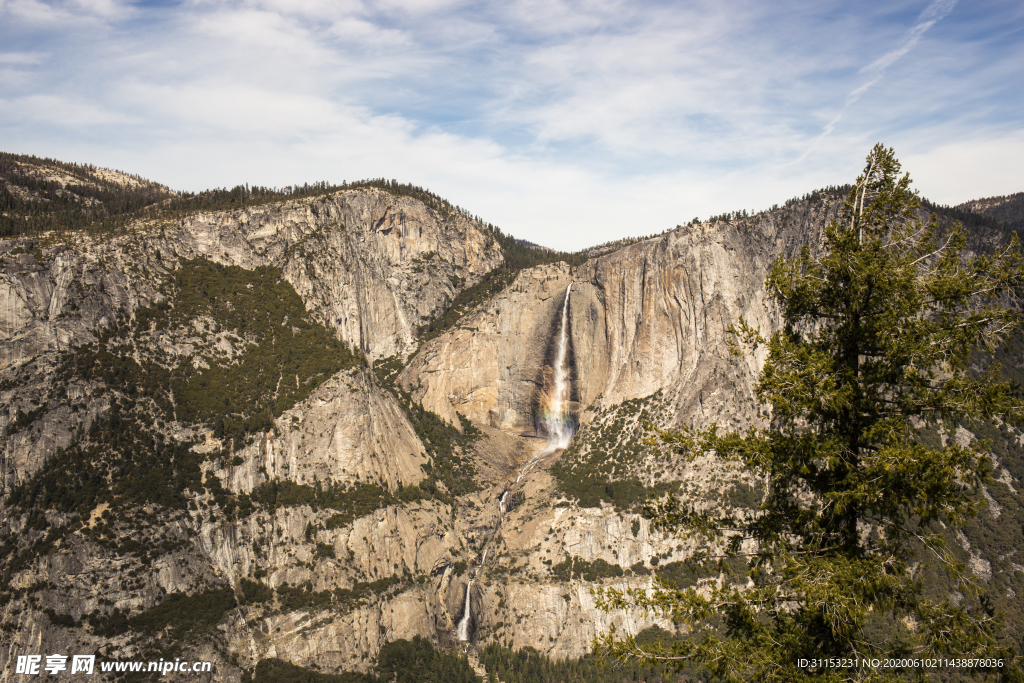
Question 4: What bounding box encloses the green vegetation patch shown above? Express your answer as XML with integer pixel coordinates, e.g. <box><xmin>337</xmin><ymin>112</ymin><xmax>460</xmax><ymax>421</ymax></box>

<box><xmin>252</xmin><ymin>658</ymin><xmax>377</xmax><ymax>683</ymax></box>
<box><xmin>416</xmin><ymin>267</ymin><xmax>516</xmax><ymax>345</ymax></box>
<box><xmin>375</xmin><ymin>636</ymin><xmax>478</xmax><ymax>683</ymax></box>
<box><xmin>0</xmin><ymin>152</ymin><xmax>174</xmax><ymax>238</ymax></box>
<box><xmin>374</xmin><ymin>358</ymin><xmax>483</xmax><ymax>500</ymax></box>
<box><xmin>55</xmin><ymin>258</ymin><xmax>364</xmax><ymax>446</ymax></box>
<box><xmin>93</xmin><ymin>587</ymin><xmax>235</xmax><ymax>641</ymax></box>
<box><xmin>248</xmin><ymin>394</ymin><xmax>474</xmax><ymax>521</ymax></box>
<box><xmin>551</xmin><ymin>556</ymin><xmax>624</xmax><ymax>582</ymax></box>
<box><xmin>3</xmin><ymin>405</ymin><xmax>47</xmax><ymax>436</ymax></box>
<box><xmin>14</xmin><ymin>259</ymin><xmax>362</xmax><ymax>519</ymax></box>
<box><xmin>404</xmin><ymin>403</ymin><xmax>482</xmax><ymax>499</ymax></box>
<box><xmin>252</xmin><ymin>480</ymin><xmax>412</xmax><ymax>528</ymax></box>
<box><xmin>159</xmin><ymin>258</ymin><xmax>365</xmax><ymax>444</ymax></box>
<box><xmin>719</xmin><ymin>480</ymin><xmax>765</xmax><ymax>509</ymax></box>
<box><xmin>274</xmin><ymin>576</ymin><xmax>404</xmax><ymax>613</ymax></box>
<box><xmin>656</xmin><ymin>557</ymin><xmax>749</xmax><ymax>589</ymax></box>
<box><xmin>478</xmin><ymin>643</ymin><xmax>665</xmax><ymax>683</ymax></box>
<box><xmin>251</xmin><ymin>636</ymin><xmax>477</xmax><ymax>683</ymax></box>
<box><xmin>551</xmin><ymin>395</ymin><xmax>678</xmax><ymax>510</ymax></box>
<box><xmin>8</xmin><ymin>402</ymin><xmax>215</xmax><ymax>516</ymax></box>
<box><xmin>239</xmin><ymin>578</ymin><xmax>273</xmax><ymax>606</ymax></box>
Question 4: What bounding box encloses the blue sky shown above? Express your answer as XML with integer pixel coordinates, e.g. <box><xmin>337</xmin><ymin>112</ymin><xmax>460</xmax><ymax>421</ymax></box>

<box><xmin>1</xmin><ymin>0</ymin><xmax>1022</xmax><ymax>250</ymax></box>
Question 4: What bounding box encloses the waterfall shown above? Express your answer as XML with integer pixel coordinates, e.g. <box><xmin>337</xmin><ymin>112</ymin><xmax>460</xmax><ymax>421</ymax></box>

<box><xmin>534</xmin><ymin>283</ymin><xmax>575</xmax><ymax>458</ymax></box>
<box><xmin>455</xmin><ymin>283</ymin><xmax>574</xmax><ymax>644</ymax></box>
<box><xmin>456</xmin><ymin>579</ymin><xmax>473</xmax><ymax>642</ymax></box>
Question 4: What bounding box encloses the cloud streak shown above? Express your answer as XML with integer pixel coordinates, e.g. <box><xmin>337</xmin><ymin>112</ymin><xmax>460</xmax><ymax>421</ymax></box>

<box><xmin>798</xmin><ymin>0</ymin><xmax>959</xmax><ymax>163</ymax></box>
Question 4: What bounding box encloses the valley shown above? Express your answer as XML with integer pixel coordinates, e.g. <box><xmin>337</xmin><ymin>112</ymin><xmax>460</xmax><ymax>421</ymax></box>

<box><xmin>2</xmin><ymin>154</ymin><xmax>1024</xmax><ymax>681</ymax></box>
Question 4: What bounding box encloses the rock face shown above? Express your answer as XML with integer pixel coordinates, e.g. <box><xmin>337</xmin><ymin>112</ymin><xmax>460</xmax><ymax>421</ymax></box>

<box><xmin>0</xmin><ymin>189</ymin><xmax>850</xmax><ymax>681</ymax></box>
<box><xmin>0</xmin><ymin>240</ymin><xmax>165</xmax><ymax>369</ymax></box>
<box><xmin>0</xmin><ymin>185</ymin><xmax>506</xmax><ymax>680</ymax></box>
<box><xmin>223</xmin><ymin>371</ymin><xmax>428</xmax><ymax>495</ymax></box>
<box><xmin>401</xmin><ymin>263</ymin><xmax>575</xmax><ymax>431</ymax></box>
<box><xmin>1</xmin><ymin>188</ymin><xmax>500</xmax><ymax>482</ymax></box>
<box><xmin>3</xmin><ymin>172</ymin><xmax>1019</xmax><ymax>683</ymax></box>
<box><xmin>1</xmin><ymin>188</ymin><xmax>502</xmax><ymax>374</ymax></box>
<box><xmin>403</xmin><ymin>198</ymin><xmax>845</xmax><ymax>433</ymax></box>
<box><xmin>956</xmin><ymin>191</ymin><xmax>1024</xmax><ymax>233</ymax></box>
<box><xmin>159</xmin><ymin>190</ymin><xmax>502</xmax><ymax>360</ymax></box>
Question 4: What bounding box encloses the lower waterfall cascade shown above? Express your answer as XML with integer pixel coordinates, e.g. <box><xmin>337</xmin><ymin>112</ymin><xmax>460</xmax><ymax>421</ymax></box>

<box><xmin>456</xmin><ymin>579</ymin><xmax>474</xmax><ymax>642</ymax></box>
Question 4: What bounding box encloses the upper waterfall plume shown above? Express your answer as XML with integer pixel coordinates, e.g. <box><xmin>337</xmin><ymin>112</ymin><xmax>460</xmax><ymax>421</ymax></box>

<box><xmin>535</xmin><ymin>283</ymin><xmax>575</xmax><ymax>456</ymax></box>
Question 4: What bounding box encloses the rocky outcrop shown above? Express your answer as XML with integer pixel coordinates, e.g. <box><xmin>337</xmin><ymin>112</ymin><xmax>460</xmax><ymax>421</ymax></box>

<box><xmin>17</xmin><ymin>180</ymin><xmax>1013</xmax><ymax>683</ymax></box>
<box><xmin>1</xmin><ymin>188</ymin><xmax>501</xmax><ymax>486</ymax></box>
<box><xmin>156</xmin><ymin>190</ymin><xmax>502</xmax><ymax>359</ymax></box>
<box><xmin>0</xmin><ymin>240</ymin><xmax>165</xmax><ymax>369</ymax></box>
<box><xmin>219</xmin><ymin>370</ymin><xmax>428</xmax><ymax>495</ymax></box>
<box><xmin>0</xmin><ymin>185</ymin><xmax>511</xmax><ymax>681</ymax></box>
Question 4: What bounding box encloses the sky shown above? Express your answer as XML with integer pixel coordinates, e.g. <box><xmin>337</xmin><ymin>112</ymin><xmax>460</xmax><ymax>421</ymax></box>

<box><xmin>1</xmin><ymin>0</ymin><xmax>1022</xmax><ymax>250</ymax></box>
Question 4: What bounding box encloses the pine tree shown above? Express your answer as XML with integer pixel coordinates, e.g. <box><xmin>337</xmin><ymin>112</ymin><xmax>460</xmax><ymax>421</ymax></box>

<box><xmin>595</xmin><ymin>145</ymin><xmax>1024</xmax><ymax>681</ymax></box>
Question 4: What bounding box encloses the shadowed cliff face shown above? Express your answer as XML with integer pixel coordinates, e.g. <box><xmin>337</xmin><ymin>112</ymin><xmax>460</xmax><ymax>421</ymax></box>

<box><xmin>569</xmin><ymin>223</ymin><xmax>772</xmax><ymax>422</ymax></box>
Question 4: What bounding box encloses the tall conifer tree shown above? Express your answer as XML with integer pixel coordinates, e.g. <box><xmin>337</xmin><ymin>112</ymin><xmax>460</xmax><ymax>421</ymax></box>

<box><xmin>596</xmin><ymin>145</ymin><xmax>1024</xmax><ymax>681</ymax></box>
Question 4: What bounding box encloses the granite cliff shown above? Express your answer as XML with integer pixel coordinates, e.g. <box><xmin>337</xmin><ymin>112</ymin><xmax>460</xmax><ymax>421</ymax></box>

<box><xmin>1</xmin><ymin>155</ymin><xmax>1022</xmax><ymax>682</ymax></box>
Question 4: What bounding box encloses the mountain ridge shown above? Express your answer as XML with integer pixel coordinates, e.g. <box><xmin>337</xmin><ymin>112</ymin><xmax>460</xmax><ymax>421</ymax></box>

<box><xmin>2</xmin><ymin>152</ymin><xmax>1023</xmax><ymax>682</ymax></box>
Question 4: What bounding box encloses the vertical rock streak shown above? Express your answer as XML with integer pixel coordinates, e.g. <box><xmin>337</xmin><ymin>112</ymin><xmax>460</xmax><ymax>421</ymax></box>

<box><xmin>508</xmin><ymin>283</ymin><xmax>576</xmax><ymax>491</ymax></box>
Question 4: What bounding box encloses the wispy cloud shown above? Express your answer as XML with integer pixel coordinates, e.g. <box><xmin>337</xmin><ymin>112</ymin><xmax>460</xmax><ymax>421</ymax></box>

<box><xmin>859</xmin><ymin>0</ymin><xmax>957</xmax><ymax>84</ymax></box>
<box><xmin>861</xmin><ymin>0</ymin><xmax>957</xmax><ymax>74</ymax></box>
<box><xmin>2</xmin><ymin>0</ymin><xmax>128</xmax><ymax>24</ymax></box>
<box><xmin>0</xmin><ymin>51</ymin><xmax>46</xmax><ymax>64</ymax></box>
<box><xmin>796</xmin><ymin>0</ymin><xmax>960</xmax><ymax>163</ymax></box>
<box><xmin>1</xmin><ymin>0</ymin><xmax>1021</xmax><ymax>249</ymax></box>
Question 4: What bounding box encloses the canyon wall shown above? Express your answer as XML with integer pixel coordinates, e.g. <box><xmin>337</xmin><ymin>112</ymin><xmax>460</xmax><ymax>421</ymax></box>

<box><xmin>1</xmin><ymin>188</ymin><xmax>502</xmax><ymax>372</ymax></box>
<box><xmin>7</xmin><ymin>181</ymin><xmax>1010</xmax><ymax>683</ymax></box>
<box><xmin>403</xmin><ymin>198</ymin><xmax>846</xmax><ymax>434</ymax></box>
